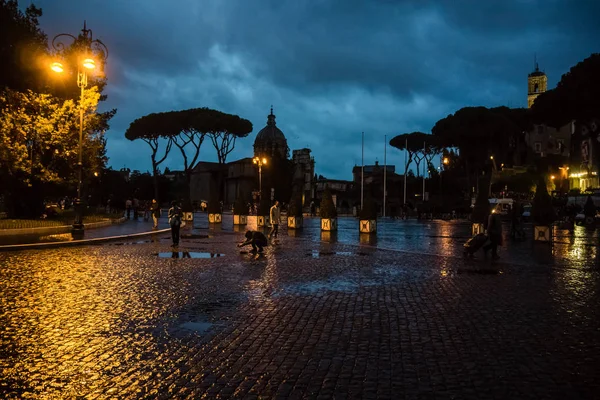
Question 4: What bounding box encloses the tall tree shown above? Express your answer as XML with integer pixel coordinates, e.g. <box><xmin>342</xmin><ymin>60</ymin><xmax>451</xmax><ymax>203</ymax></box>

<box><xmin>171</xmin><ymin>109</ymin><xmax>206</xmax><ymax>209</ymax></box>
<box><xmin>0</xmin><ymin>87</ymin><xmax>104</xmax><ymax>216</ymax></box>
<box><xmin>390</xmin><ymin>131</ymin><xmax>431</xmax><ymax>178</ymax></box>
<box><xmin>207</xmin><ymin>110</ymin><xmax>253</xmax><ymax>164</ymax></box>
<box><xmin>206</xmin><ymin>110</ymin><xmax>253</xmax><ymax>201</ymax></box>
<box><xmin>125</xmin><ymin>107</ymin><xmax>252</xmax><ymax>206</ymax></box>
<box><xmin>532</xmin><ymin>53</ymin><xmax>600</xmax><ymax>128</ymax></box>
<box><xmin>125</xmin><ymin>112</ymin><xmax>177</xmax><ymax>201</ymax></box>
<box><xmin>0</xmin><ymin>0</ymin><xmax>48</xmax><ymax>92</ymax></box>
<box><xmin>432</xmin><ymin>107</ymin><xmax>521</xmax><ymax>193</ymax></box>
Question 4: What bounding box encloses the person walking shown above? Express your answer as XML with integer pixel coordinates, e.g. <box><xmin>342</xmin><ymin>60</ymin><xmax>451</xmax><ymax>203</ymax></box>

<box><xmin>133</xmin><ymin>197</ymin><xmax>140</xmax><ymax>220</ymax></box>
<box><xmin>151</xmin><ymin>199</ymin><xmax>160</xmax><ymax>229</ymax></box>
<box><xmin>268</xmin><ymin>200</ymin><xmax>280</xmax><ymax>239</ymax></box>
<box><xmin>168</xmin><ymin>201</ymin><xmax>182</xmax><ymax>247</ymax></box>
<box><xmin>510</xmin><ymin>203</ymin><xmax>524</xmax><ymax>240</ymax></box>
<box><xmin>125</xmin><ymin>198</ymin><xmax>132</xmax><ymax>220</ymax></box>
<box><xmin>483</xmin><ymin>210</ymin><xmax>503</xmax><ymax>259</ymax></box>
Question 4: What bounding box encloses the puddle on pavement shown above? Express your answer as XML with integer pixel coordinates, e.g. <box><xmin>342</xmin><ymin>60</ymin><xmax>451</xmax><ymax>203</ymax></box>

<box><xmin>456</xmin><ymin>269</ymin><xmax>502</xmax><ymax>275</ymax></box>
<box><xmin>157</xmin><ymin>252</ymin><xmax>225</xmax><ymax>258</ymax></box>
<box><xmin>276</xmin><ymin>278</ymin><xmax>359</xmax><ymax>295</ymax></box>
<box><xmin>181</xmin><ymin>233</ymin><xmax>210</xmax><ymax>239</ymax></box>
<box><xmin>309</xmin><ymin>250</ymin><xmax>355</xmax><ymax>258</ymax></box>
<box><xmin>179</xmin><ymin>321</ymin><xmax>213</xmax><ymax>333</ymax></box>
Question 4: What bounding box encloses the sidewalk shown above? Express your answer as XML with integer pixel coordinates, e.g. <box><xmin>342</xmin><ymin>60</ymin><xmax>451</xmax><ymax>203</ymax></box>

<box><xmin>0</xmin><ymin>217</ymin><xmax>173</xmax><ymax>248</ymax></box>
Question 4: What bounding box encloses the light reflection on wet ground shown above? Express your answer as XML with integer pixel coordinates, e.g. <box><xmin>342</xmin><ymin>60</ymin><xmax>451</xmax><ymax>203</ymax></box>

<box><xmin>279</xmin><ymin>217</ymin><xmax>600</xmax><ymax>269</ymax></box>
<box><xmin>1</xmin><ymin>218</ymin><xmax>600</xmax><ymax>397</ymax></box>
<box><xmin>156</xmin><ymin>252</ymin><xmax>225</xmax><ymax>258</ymax></box>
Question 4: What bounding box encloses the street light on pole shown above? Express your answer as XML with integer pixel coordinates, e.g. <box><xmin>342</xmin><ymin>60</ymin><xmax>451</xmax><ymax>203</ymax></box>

<box><xmin>50</xmin><ymin>21</ymin><xmax>108</xmax><ymax>235</ymax></box>
<box><xmin>253</xmin><ymin>156</ymin><xmax>267</xmax><ymax>194</ymax></box>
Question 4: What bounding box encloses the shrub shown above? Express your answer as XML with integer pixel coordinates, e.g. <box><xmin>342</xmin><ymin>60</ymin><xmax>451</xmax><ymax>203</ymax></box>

<box><xmin>233</xmin><ymin>196</ymin><xmax>248</xmax><ymax>215</ymax></box>
<box><xmin>319</xmin><ymin>186</ymin><xmax>337</xmax><ymax>219</ymax></box>
<box><xmin>288</xmin><ymin>194</ymin><xmax>303</xmax><ymax>217</ymax></box>
<box><xmin>532</xmin><ymin>175</ymin><xmax>556</xmax><ymax>225</ymax></box>
<box><xmin>471</xmin><ymin>177</ymin><xmax>490</xmax><ymax>224</ymax></box>
<box><xmin>359</xmin><ymin>196</ymin><xmax>378</xmax><ymax>220</ymax></box>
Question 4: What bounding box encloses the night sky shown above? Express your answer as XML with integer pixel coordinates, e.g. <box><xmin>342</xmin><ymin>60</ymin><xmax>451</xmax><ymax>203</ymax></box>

<box><xmin>36</xmin><ymin>0</ymin><xmax>600</xmax><ymax>179</ymax></box>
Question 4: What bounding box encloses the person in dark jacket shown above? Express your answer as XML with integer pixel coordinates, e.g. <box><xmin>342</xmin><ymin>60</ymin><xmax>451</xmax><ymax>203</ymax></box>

<box><xmin>483</xmin><ymin>211</ymin><xmax>503</xmax><ymax>259</ymax></box>
<box><xmin>168</xmin><ymin>201</ymin><xmax>182</xmax><ymax>247</ymax></box>
<box><xmin>238</xmin><ymin>230</ymin><xmax>268</xmax><ymax>253</ymax></box>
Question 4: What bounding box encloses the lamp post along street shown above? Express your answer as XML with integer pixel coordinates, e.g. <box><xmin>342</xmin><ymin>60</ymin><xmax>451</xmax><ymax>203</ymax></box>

<box><xmin>361</xmin><ymin>132</ymin><xmax>364</xmax><ymax>210</ymax></box>
<box><xmin>383</xmin><ymin>134</ymin><xmax>387</xmax><ymax>218</ymax></box>
<box><xmin>51</xmin><ymin>22</ymin><xmax>108</xmax><ymax>234</ymax></box>
<box><xmin>253</xmin><ymin>157</ymin><xmax>267</xmax><ymax>194</ymax></box>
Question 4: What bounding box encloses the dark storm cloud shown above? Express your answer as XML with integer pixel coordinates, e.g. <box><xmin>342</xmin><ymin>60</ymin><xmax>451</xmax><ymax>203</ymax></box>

<box><xmin>35</xmin><ymin>0</ymin><xmax>599</xmax><ymax>179</ymax></box>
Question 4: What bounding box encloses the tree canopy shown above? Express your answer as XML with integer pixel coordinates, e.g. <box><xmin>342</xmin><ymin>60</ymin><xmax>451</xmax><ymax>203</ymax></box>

<box><xmin>125</xmin><ymin>107</ymin><xmax>252</xmax><ymax>203</ymax></box>
<box><xmin>389</xmin><ymin>132</ymin><xmax>437</xmax><ymax>153</ymax></box>
<box><xmin>432</xmin><ymin>106</ymin><xmax>523</xmax><ymax>169</ymax></box>
<box><xmin>0</xmin><ymin>0</ymin><xmax>48</xmax><ymax>92</ymax></box>
<box><xmin>0</xmin><ymin>87</ymin><xmax>105</xmax><ymax>216</ymax></box>
<box><xmin>389</xmin><ymin>132</ymin><xmax>442</xmax><ymax>177</ymax></box>
<box><xmin>125</xmin><ymin>108</ymin><xmax>252</xmax><ymax>142</ymax></box>
<box><xmin>532</xmin><ymin>53</ymin><xmax>600</xmax><ymax>128</ymax></box>
<box><xmin>0</xmin><ymin>1</ymin><xmax>113</xmax><ymax>217</ymax></box>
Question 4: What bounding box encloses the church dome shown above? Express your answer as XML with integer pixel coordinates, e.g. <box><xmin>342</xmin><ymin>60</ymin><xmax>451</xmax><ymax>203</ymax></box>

<box><xmin>254</xmin><ymin>107</ymin><xmax>288</xmax><ymax>159</ymax></box>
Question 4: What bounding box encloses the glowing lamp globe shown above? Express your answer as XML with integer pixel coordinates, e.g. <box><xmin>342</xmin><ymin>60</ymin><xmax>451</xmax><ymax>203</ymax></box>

<box><xmin>50</xmin><ymin>62</ymin><xmax>64</xmax><ymax>73</ymax></box>
<box><xmin>82</xmin><ymin>58</ymin><xmax>96</xmax><ymax>69</ymax></box>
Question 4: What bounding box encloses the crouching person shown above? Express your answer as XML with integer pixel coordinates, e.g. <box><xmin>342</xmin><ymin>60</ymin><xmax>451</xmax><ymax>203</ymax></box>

<box><xmin>238</xmin><ymin>230</ymin><xmax>268</xmax><ymax>253</ymax></box>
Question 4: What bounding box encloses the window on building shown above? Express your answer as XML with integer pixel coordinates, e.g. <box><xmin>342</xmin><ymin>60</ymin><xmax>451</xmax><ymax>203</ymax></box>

<box><xmin>534</xmin><ymin>83</ymin><xmax>539</xmax><ymax>93</ymax></box>
<box><xmin>534</xmin><ymin>142</ymin><xmax>542</xmax><ymax>153</ymax></box>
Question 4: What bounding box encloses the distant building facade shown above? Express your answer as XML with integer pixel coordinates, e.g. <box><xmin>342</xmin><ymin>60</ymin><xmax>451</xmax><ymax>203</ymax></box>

<box><xmin>525</xmin><ymin>123</ymin><xmax>572</xmax><ymax>158</ymax></box>
<box><xmin>292</xmin><ymin>148</ymin><xmax>315</xmax><ymax>208</ymax></box>
<box><xmin>190</xmin><ymin>107</ymin><xmax>315</xmax><ymax>208</ymax></box>
<box><xmin>352</xmin><ymin>161</ymin><xmax>404</xmax><ymax>215</ymax></box>
<box><xmin>569</xmin><ymin>120</ymin><xmax>600</xmax><ymax>191</ymax></box>
<box><xmin>315</xmin><ymin>178</ymin><xmax>354</xmax><ymax>214</ymax></box>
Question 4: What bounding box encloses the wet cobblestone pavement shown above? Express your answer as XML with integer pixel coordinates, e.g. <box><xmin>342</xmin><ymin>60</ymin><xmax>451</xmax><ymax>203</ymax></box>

<box><xmin>1</xmin><ymin>225</ymin><xmax>600</xmax><ymax>399</ymax></box>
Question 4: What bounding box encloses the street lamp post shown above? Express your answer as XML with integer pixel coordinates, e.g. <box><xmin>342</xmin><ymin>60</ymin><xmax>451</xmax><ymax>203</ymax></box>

<box><xmin>253</xmin><ymin>156</ymin><xmax>267</xmax><ymax>194</ymax></box>
<box><xmin>51</xmin><ymin>22</ymin><xmax>108</xmax><ymax>234</ymax></box>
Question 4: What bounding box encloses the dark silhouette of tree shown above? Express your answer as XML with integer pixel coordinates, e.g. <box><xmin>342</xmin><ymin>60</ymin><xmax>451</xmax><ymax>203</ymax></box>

<box><xmin>390</xmin><ymin>132</ymin><xmax>443</xmax><ymax>205</ymax></box>
<box><xmin>125</xmin><ymin>108</ymin><xmax>252</xmax><ymax>207</ymax></box>
<box><xmin>125</xmin><ymin>112</ymin><xmax>178</xmax><ymax>201</ymax></box>
<box><xmin>207</xmin><ymin>112</ymin><xmax>253</xmax><ymax>163</ymax></box>
<box><xmin>205</xmin><ymin>109</ymin><xmax>252</xmax><ymax>202</ymax></box>
<box><xmin>532</xmin><ymin>53</ymin><xmax>600</xmax><ymax>128</ymax></box>
<box><xmin>432</xmin><ymin>107</ymin><xmax>522</xmax><ymax>193</ymax></box>
<box><xmin>0</xmin><ymin>0</ymin><xmax>48</xmax><ymax>92</ymax></box>
<box><xmin>390</xmin><ymin>132</ymin><xmax>430</xmax><ymax>178</ymax></box>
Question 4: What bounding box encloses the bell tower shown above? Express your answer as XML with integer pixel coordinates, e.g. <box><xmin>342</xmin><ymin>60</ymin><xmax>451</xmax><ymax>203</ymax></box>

<box><xmin>527</xmin><ymin>57</ymin><xmax>547</xmax><ymax>108</ymax></box>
